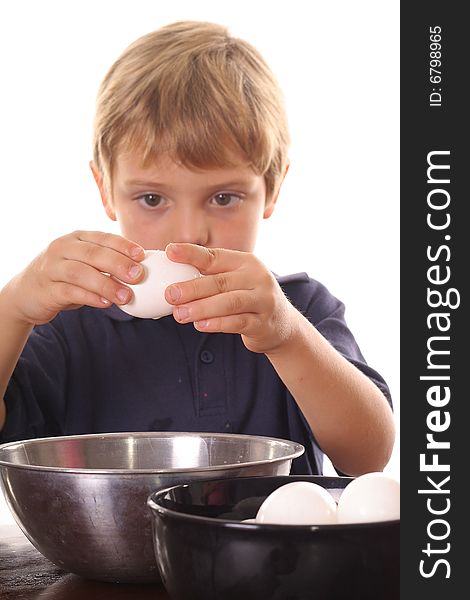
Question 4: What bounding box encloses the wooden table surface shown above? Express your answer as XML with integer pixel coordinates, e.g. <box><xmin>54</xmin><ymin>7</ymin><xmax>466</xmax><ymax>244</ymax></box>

<box><xmin>0</xmin><ymin>522</ymin><xmax>171</xmax><ymax>599</ymax></box>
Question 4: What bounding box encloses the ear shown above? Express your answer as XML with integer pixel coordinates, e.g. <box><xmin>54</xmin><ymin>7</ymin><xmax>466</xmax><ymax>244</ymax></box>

<box><xmin>89</xmin><ymin>161</ymin><xmax>116</xmax><ymax>221</ymax></box>
<box><xmin>263</xmin><ymin>161</ymin><xmax>290</xmax><ymax>219</ymax></box>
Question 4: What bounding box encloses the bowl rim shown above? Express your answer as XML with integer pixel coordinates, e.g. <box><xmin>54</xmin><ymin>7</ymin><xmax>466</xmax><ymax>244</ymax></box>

<box><xmin>147</xmin><ymin>475</ymin><xmax>400</xmax><ymax>530</ymax></box>
<box><xmin>0</xmin><ymin>431</ymin><xmax>305</xmax><ymax>474</ymax></box>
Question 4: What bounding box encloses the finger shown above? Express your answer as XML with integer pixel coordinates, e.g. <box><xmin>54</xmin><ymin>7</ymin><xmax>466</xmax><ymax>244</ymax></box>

<box><xmin>52</xmin><ymin>234</ymin><xmax>145</xmax><ymax>285</ymax></box>
<box><xmin>172</xmin><ymin>290</ymin><xmax>259</xmax><ymax>324</ymax></box>
<box><xmin>165</xmin><ymin>243</ymin><xmax>245</xmax><ymax>275</ymax></box>
<box><xmin>50</xmin><ymin>282</ymin><xmax>116</xmax><ymax>309</ymax></box>
<box><xmin>73</xmin><ymin>231</ymin><xmax>145</xmax><ymax>261</ymax></box>
<box><xmin>165</xmin><ymin>269</ymin><xmax>255</xmax><ymax>305</ymax></box>
<box><xmin>193</xmin><ymin>313</ymin><xmax>261</xmax><ymax>335</ymax></box>
<box><xmin>50</xmin><ymin>261</ymin><xmax>133</xmax><ymax>305</ymax></box>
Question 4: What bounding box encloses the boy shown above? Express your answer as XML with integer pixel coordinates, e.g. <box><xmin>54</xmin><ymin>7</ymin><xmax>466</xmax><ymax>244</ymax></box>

<box><xmin>0</xmin><ymin>21</ymin><xmax>395</xmax><ymax>476</ymax></box>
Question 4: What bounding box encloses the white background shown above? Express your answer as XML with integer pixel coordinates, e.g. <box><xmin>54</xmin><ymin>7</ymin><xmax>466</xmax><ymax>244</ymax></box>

<box><xmin>0</xmin><ymin>0</ymin><xmax>399</xmax><ymax>524</ymax></box>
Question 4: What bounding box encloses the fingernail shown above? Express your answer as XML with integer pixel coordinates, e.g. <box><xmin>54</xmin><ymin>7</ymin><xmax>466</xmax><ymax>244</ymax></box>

<box><xmin>128</xmin><ymin>264</ymin><xmax>142</xmax><ymax>279</ymax></box>
<box><xmin>168</xmin><ymin>285</ymin><xmax>181</xmax><ymax>301</ymax></box>
<box><xmin>116</xmin><ymin>288</ymin><xmax>130</xmax><ymax>303</ymax></box>
<box><xmin>129</xmin><ymin>245</ymin><xmax>144</xmax><ymax>259</ymax></box>
<box><xmin>166</xmin><ymin>243</ymin><xmax>179</xmax><ymax>255</ymax></box>
<box><xmin>175</xmin><ymin>306</ymin><xmax>189</xmax><ymax>321</ymax></box>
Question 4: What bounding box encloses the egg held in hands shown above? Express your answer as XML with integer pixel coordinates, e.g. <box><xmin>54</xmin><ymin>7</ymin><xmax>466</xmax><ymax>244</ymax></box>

<box><xmin>119</xmin><ymin>250</ymin><xmax>201</xmax><ymax>319</ymax></box>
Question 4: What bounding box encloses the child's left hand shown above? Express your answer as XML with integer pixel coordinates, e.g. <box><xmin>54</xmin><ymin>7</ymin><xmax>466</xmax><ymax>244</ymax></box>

<box><xmin>164</xmin><ymin>243</ymin><xmax>298</xmax><ymax>354</ymax></box>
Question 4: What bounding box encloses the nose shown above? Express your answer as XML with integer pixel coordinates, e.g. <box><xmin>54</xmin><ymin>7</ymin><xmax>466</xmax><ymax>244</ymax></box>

<box><xmin>169</xmin><ymin>206</ymin><xmax>209</xmax><ymax>246</ymax></box>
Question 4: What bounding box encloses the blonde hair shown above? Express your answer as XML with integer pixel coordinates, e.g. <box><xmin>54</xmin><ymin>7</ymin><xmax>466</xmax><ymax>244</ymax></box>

<box><xmin>92</xmin><ymin>20</ymin><xmax>290</xmax><ymax>199</ymax></box>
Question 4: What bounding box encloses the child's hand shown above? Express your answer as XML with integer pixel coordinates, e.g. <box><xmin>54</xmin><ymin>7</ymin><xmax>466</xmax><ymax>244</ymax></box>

<box><xmin>6</xmin><ymin>231</ymin><xmax>145</xmax><ymax>325</ymax></box>
<box><xmin>164</xmin><ymin>243</ymin><xmax>298</xmax><ymax>354</ymax></box>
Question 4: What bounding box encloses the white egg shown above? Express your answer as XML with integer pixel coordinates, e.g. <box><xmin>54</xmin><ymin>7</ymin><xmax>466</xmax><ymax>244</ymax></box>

<box><xmin>255</xmin><ymin>481</ymin><xmax>337</xmax><ymax>525</ymax></box>
<box><xmin>119</xmin><ymin>250</ymin><xmax>201</xmax><ymax>319</ymax></box>
<box><xmin>336</xmin><ymin>472</ymin><xmax>400</xmax><ymax>524</ymax></box>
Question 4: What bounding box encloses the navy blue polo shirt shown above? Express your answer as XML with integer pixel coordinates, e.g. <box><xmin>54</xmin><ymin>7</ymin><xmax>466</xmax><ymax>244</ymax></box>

<box><xmin>1</xmin><ymin>272</ymin><xmax>392</xmax><ymax>475</ymax></box>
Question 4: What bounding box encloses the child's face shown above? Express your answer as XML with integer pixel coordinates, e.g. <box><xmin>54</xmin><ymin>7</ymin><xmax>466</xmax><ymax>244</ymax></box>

<box><xmin>99</xmin><ymin>153</ymin><xmax>276</xmax><ymax>251</ymax></box>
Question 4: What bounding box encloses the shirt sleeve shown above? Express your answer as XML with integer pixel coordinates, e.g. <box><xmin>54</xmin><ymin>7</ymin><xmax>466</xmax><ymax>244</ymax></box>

<box><xmin>1</xmin><ymin>317</ymin><xmax>68</xmax><ymax>443</ymax></box>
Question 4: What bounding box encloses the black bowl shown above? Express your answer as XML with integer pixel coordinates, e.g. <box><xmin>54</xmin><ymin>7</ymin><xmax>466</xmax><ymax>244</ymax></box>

<box><xmin>147</xmin><ymin>475</ymin><xmax>399</xmax><ymax>600</ymax></box>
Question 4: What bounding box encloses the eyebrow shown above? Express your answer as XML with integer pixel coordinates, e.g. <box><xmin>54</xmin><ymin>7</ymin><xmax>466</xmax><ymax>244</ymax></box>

<box><xmin>124</xmin><ymin>179</ymin><xmax>166</xmax><ymax>188</ymax></box>
<box><xmin>124</xmin><ymin>178</ymin><xmax>256</xmax><ymax>190</ymax></box>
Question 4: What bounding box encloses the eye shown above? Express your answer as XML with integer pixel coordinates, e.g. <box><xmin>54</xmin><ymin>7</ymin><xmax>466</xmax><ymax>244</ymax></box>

<box><xmin>137</xmin><ymin>193</ymin><xmax>165</xmax><ymax>208</ymax></box>
<box><xmin>210</xmin><ymin>193</ymin><xmax>241</xmax><ymax>207</ymax></box>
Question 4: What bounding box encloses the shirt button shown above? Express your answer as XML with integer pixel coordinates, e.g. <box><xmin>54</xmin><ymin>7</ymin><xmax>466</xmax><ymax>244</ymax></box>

<box><xmin>200</xmin><ymin>350</ymin><xmax>214</xmax><ymax>364</ymax></box>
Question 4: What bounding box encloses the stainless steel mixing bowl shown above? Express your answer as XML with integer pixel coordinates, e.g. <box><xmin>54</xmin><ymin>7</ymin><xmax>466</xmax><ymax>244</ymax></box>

<box><xmin>0</xmin><ymin>431</ymin><xmax>304</xmax><ymax>583</ymax></box>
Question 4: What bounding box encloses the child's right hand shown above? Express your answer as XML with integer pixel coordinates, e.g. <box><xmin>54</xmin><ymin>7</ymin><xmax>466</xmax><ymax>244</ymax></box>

<box><xmin>4</xmin><ymin>231</ymin><xmax>145</xmax><ymax>325</ymax></box>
